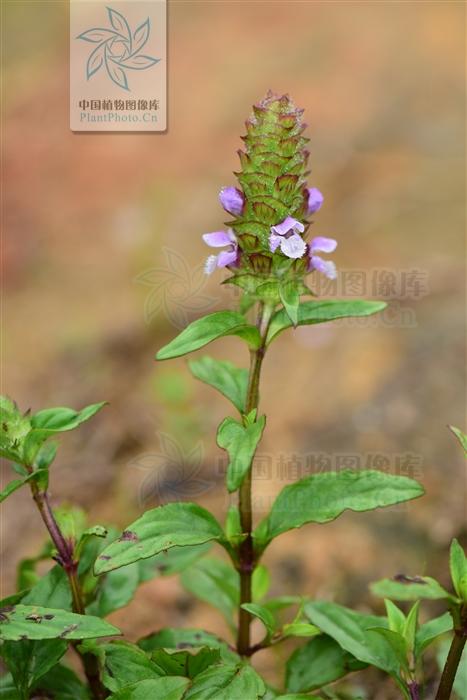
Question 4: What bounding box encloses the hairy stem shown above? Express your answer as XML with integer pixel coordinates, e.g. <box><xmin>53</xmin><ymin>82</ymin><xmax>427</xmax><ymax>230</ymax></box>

<box><xmin>29</xmin><ymin>480</ymin><xmax>107</xmax><ymax>699</ymax></box>
<box><xmin>237</xmin><ymin>302</ymin><xmax>274</xmax><ymax>656</ymax></box>
<box><xmin>435</xmin><ymin>612</ymin><xmax>466</xmax><ymax>700</ymax></box>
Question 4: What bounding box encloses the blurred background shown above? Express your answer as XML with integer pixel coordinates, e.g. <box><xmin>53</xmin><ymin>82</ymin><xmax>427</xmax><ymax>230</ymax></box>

<box><xmin>2</xmin><ymin>1</ymin><xmax>465</xmax><ymax>696</ymax></box>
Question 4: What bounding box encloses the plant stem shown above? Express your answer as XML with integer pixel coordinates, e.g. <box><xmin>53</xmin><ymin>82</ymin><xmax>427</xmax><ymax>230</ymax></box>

<box><xmin>29</xmin><ymin>480</ymin><xmax>107</xmax><ymax>700</ymax></box>
<box><xmin>435</xmin><ymin>611</ymin><xmax>466</xmax><ymax>700</ymax></box>
<box><xmin>237</xmin><ymin>302</ymin><xmax>274</xmax><ymax>656</ymax></box>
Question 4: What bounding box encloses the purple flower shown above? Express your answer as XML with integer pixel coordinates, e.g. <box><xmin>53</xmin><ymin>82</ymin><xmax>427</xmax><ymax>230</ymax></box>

<box><xmin>308</xmin><ymin>236</ymin><xmax>337</xmax><ymax>279</ymax></box>
<box><xmin>306</xmin><ymin>187</ymin><xmax>324</xmax><ymax>215</ymax></box>
<box><xmin>219</xmin><ymin>187</ymin><xmax>244</xmax><ymax>216</ymax></box>
<box><xmin>269</xmin><ymin>216</ymin><xmax>306</xmax><ymax>259</ymax></box>
<box><xmin>203</xmin><ymin>229</ymin><xmax>239</xmax><ymax>274</ymax></box>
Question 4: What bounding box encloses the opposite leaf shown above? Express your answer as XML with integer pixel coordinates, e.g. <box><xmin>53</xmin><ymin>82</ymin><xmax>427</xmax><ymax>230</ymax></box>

<box><xmin>266</xmin><ymin>300</ymin><xmax>387</xmax><ymax>344</ymax></box>
<box><xmin>217</xmin><ymin>415</ymin><xmax>266</xmax><ymax>492</ymax></box>
<box><xmin>180</xmin><ymin>558</ymin><xmax>239</xmax><ymax>629</ymax></box>
<box><xmin>240</xmin><ymin>603</ymin><xmax>276</xmax><ymax>642</ymax></box>
<box><xmin>183</xmin><ymin>662</ymin><xmax>265</xmax><ymax>700</ymax></box>
<box><xmin>305</xmin><ymin>600</ymin><xmax>409</xmax><ymax>694</ymax></box>
<box><xmin>138</xmin><ymin>628</ymin><xmax>239</xmax><ymax>664</ymax></box>
<box><xmin>370</xmin><ymin>576</ymin><xmax>454</xmax><ymax>602</ymax></box>
<box><xmin>0</xmin><ymin>605</ymin><xmax>119</xmax><ymax>641</ymax></box>
<box><xmin>109</xmin><ymin>677</ymin><xmax>189</xmax><ymax>700</ymax></box>
<box><xmin>286</xmin><ymin>634</ymin><xmax>367</xmax><ymax>693</ymax></box>
<box><xmin>254</xmin><ymin>470</ymin><xmax>424</xmax><ymax>550</ymax></box>
<box><xmin>94</xmin><ymin>503</ymin><xmax>226</xmax><ymax>575</ymax></box>
<box><xmin>156</xmin><ymin>311</ymin><xmax>261</xmax><ymax>361</ymax></box>
<box><xmin>188</xmin><ymin>357</ymin><xmax>248</xmax><ymax>413</ymax></box>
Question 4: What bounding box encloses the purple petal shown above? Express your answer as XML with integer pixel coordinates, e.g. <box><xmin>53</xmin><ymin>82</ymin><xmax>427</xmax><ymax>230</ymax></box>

<box><xmin>217</xmin><ymin>249</ymin><xmax>238</xmax><ymax>268</ymax></box>
<box><xmin>269</xmin><ymin>232</ymin><xmax>282</xmax><ymax>253</ymax></box>
<box><xmin>280</xmin><ymin>233</ymin><xmax>307</xmax><ymax>259</ymax></box>
<box><xmin>271</xmin><ymin>216</ymin><xmax>305</xmax><ymax>236</ymax></box>
<box><xmin>203</xmin><ymin>230</ymin><xmax>234</xmax><ymax>248</ymax></box>
<box><xmin>219</xmin><ymin>187</ymin><xmax>244</xmax><ymax>216</ymax></box>
<box><xmin>310</xmin><ymin>255</ymin><xmax>337</xmax><ymax>279</ymax></box>
<box><xmin>310</xmin><ymin>236</ymin><xmax>337</xmax><ymax>254</ymax></box>
<box><xmin>307</xmin><ymin>187</ymin><xmax>324</xmax><ymax>215</ymax></box>
<box><xmin>204</xmin><ymin>255</ymin><xmax>218</xmax><ymax>275</ymax></box>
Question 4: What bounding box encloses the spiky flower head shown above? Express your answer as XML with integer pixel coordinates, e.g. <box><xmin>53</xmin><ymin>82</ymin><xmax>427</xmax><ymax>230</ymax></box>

<box><xmin>203</xmin><ymin>91</ymin><xmax>337</xmax><ymax>289</ymax></box>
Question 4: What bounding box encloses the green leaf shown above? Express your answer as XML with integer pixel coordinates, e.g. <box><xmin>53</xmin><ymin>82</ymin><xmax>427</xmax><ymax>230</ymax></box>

<box><xmin>254</xmin><ymin>470</ymin><xmax>424</xmax><ymax>550</ymax></box>
<box><xmin>183</xmin><ymin>662</ymin><xmax>266</xmax><ymax>699</ymax></box>
<box><xmin>180</xmin><ymin>558</ymin><xmax>239</xmax><ymax>629</ymax></box>
<box><xmin>0</xmin><ymin>397</ymin><xmax>31</xmax><ymax>464</ymax></box>
<box><xmin>0</xmin><ymin>674</ymin><xmax>22</xmax><ymax>699</ymax></box>
<box><xmin>30</xmin><ymin>664</ymin><xmax>90</xmax><ymax>700</ymax></box>
<box><xmin>281</xmin><ymin>622</ymin><xmax>320</xmax><ymax>639</ymax></box>
<box><xmin>368</xmin><ymin>628</ymin><xmax>409</xmax><ymax>674</ymax></box>
<box><xmin>266</xmin><ymin>300</ymin><xmax>387</xmax><ymax>344</ymax></box>
<box><xmin>279</xmin><ymin>280</ymin><xmax>300</xmax><ymax>326</ymax></box>
<box><xmin>252</xmin><ymin>565</ymin><xmax>270</xmax><ymax>602</ymax></box>
<box><xmin>0</xmin><ymin>605</ymin><xmax>119</xmax><ymax>641</ymax></box>
<box><xmin>138</xmin><ymin>628</ymin><xmax>239</xmax><ymax>664</ymax></box>
<box><xmin>0</xmin><ymin>564</ymin><xmax>74</xmax><ymax>694</ymax></box>
<box><xmin>384</xmin><ymin>599</ymin><xmax>406</xmax><ymax>635</ymax></box>
<box><xmin>370</xmin><ymin>576</ymin><xmax>454</xmax><ymax>601</ymax></box>
<box><xmin>87</xmin><ymin>563</ymin><xmax>140</xmax><ymax>618</ymax></box>
<box><xmin>30</xmin><ymin>402</ymin><xmax>107</xmax><ymax>433</ymax></box>
<box><xmin>151</xmin><ymin>647</ymin><xmax>221</xmax><ymax>679</ymax></box>
<box><xmin>415</xmin><ymin>612</ymin><xmax>452</xmax><ymax>656</ymax></box>
<box><xmin>241</xmin><ymin>603</ymin><xmax>276</xmax><ymax>642</ymax></box>
<box><xmin>286</xmin><ymin>635</ymin><xmax>367</xmax><ymax>693</ymax></box>
<box><xmin>402</xmin><ymin>601</ymin><xmax>419</xmax><ymax>654</ymax></box>
<box><xmin>0</xmin><ymin>470</ymin><xmax>48</xmax><ymax>504</ymax></box>
<box><xmin>94</xmin><ymin>503</ymin><xmax>226</xmax><ymax>575</ymax></box>
<box><xmin>450</xmin><ymin>538</ymin><xmax>467</xmax><ymax>601</ymax></box>
<box><xmin>22</xmin><ymin>402</ymin><xmax>107</xmax><ymax>464</ymax></box>
<box><xmin>0</xmin><ymin>638</ymin><xmax>66</xmax><ymax>696</ymax></box>
<box><xmin>0</xmin><ymin>478</ymin><xmax>30</xmax><ymax>504</ymax></box>
<box><xmin>449</xmin><ymin>425</ymin><xmax>467</xmax><ymax>454</ymax></box>
<box><xmin>156</xmin><ymin>311</ymin><xmax>261</xmax><ymax>360</ymax></box>
<box><xmin>139</xmin><ymin>543</ymin><xmax>213</xmax><ymax>581</ymax></box>
<box><xmin>90</xmin><ymin>641</ymin><xmax>162</xmax><ymax>693</ymax></box>
<box><xmin>217</xmin><ymin>415</ymin><xmax>266</xmax><ymax>492</ymax></box>
<box><xmin>188</xmin><ymin>357</ymin><xmax>248</xmax><ymax>413</ymax></box>
<box><xmin>109</xmin><ymin>678</ymin><xmax>189</xmax><ymax>700</ymax></box>
<box><xmin>305</xmin><ymin>601</ymin><xmax>406</xmax><ymax>685</ymax></box>
<box><xmin>276</xmin><ymin>696</ymin><xmax>321</xmax><ymax>700</ymax></box>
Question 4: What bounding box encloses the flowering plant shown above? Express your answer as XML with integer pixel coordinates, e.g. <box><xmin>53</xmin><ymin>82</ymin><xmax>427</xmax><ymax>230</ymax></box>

<box><xmin>1</xmin><ymin>93</ymin><xmax>465</xmax><ymax>700</ymax></box>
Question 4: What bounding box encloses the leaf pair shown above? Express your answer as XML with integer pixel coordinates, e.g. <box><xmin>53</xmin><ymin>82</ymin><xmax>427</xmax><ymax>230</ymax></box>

<box><xmin>0</xmin><ymin>398</ymin><xmax>107</xmax><ymax>499</ymax></box>
<box><xmin>156</xmin><ymin>301</ymin><xmax>388</xmax><ymax>361</ymax></box>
